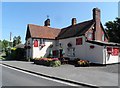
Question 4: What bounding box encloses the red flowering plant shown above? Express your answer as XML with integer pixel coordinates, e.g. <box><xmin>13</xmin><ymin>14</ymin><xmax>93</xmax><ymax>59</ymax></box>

<box><xmin>77</xmin><ymin>59</ymin><xmax>90</xmax><ymax>66</ymax></box>
<box><xmin>34</xmin><ymin>57</ymin><xmax>61</xmax><ymax>67</ymax></box>
<box><xmin>52</xmin><ymin>58</ymin><xmax>59</xmax><ymax>61</ymax></box>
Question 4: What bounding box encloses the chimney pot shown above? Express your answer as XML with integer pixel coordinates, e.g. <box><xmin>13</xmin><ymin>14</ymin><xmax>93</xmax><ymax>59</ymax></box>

<box><xmin>44</xmin><ymin>19</ymin><xmax>50</xmax><ymax>27</ymax></box>
<box><xmin>93</xmin><ymin>8</ymin><xmax>100</xmax><ymax>22</ymax></box>
<box><xmin>72</xmin><ymin>18</ymin><xmax>77</xmax><ymax>26</ymax></box>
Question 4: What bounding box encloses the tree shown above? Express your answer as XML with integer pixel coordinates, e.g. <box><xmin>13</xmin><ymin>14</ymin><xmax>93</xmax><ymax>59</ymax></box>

<box><xmin>13</xmin><ymin>36</ymin><xmax>17</xmax><ymax>47</ymax></box>
<box><xmin>2</xmin><ymin>40</ymin><xmax>9</xmax><ymax>50</ymax></box>
<box><xmin>13</xmin><ymin>36</ymin><xmax>21</xmax><ymax>47</ymax></box>
<box><xmin>0</xmin><ymin>40</ymin><xmax>2</xmax><ymax>52</ymax></box>
<box><xmin>17</xmin><ymin>36</ymin><xmax>21</xmax><ymax>44</ymax></box>
<box><xmin>105</xmin><ymin>18</ymin><xmax>120</xmax><ymax>43</ymax></box>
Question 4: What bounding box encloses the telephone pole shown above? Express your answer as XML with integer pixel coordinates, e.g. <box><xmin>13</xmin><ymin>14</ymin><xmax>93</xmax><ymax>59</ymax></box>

<box><xmin>9</xmin><ymin>32</ymin><xmax>12</xmax><ymax>47</ymax></box>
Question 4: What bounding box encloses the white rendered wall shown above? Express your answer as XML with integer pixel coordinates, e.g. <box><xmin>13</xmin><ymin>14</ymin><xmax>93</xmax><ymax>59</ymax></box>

<box><xmin>105</xmin><ymin>48</ymin><xmax>120</xmax><ymax>64</ymax></box>
<box><xmin>59</xmin><ymin>36</ymin><xmax>104</xmax><ymax>64</ymax></box>
<box><xmin>59</xmin><ymin>36</ymin><xmax>86</xmax><ymax>60</ymax></box>
<box><xmin>59</xmin><ymin>36</ymin><xmax>120</xmax><ymax>64</ymax></box>
<box><xmin>26</xmin><ymin>37</ymin><xmax>120</xmax><ymax>64</ymax></box>
<box><xmin>85</xmin><ymin>42</ymin><xmax>104</xmax><ymax>64</ymax></box>
<box><xmin>32</xmin><ymin>39</ymin><xmax>55</xmax><ymax>58</ymax></box>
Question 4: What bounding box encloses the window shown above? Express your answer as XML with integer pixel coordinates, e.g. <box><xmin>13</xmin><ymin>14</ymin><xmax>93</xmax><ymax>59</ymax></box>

<box><xmin>43</xmin><ymin>39</ymin><xmax>45</xmax><ymax>44</ymax></box>
<box><xmin>87</xmin><ymin>32</ymin><xmax>93</xmax><ymax>40</ymax></box>
<box><xmin>76</xmin><ymin>38</ymin><xmax>82</xmax><ymax>45</ymax></box>
<box><xmin>55</xmin><ymin>40</ymin><xmax>59</xmax><ymax>46</ymax></box>
<box><xmin>34</xmin><ymin>40</ymin><xmax>38</xmax><ymax>47</ymax></box>
<box><xmin>102</xmin><ymin>34</ymin><xmax>105</xmax><ymax>41</ymax></box>
<box><xmin>112</xmin><ymin>48</ymin><xmax>119</xmax><ymax>56</ymax></box>
<box><xmin>67</xmin><ymin>48</ymin><xmax>75</xmax><ymax>57</ymax></box>
<box><xmin>40</xmin><ymin>39</ymin><xmax>45</xmax><ymax>44</ymax></box>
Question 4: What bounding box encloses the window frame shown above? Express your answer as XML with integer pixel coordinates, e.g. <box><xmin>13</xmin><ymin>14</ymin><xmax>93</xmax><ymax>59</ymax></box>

<box><xmin>39</xmin><ymin>39</ymin><xmax>45</xmax><ymax>45</ymax></box>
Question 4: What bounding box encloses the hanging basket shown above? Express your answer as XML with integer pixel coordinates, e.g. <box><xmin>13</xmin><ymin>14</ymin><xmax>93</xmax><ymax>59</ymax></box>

<box><xmin>90</xmin><ymin>45</ymin><xmax>95</xmax><ymax>49</ymax></box>
<box><xmin>40</xmin><ymin>44</ymin><xmax>45</xmax><ymax>48</ymax></box>
<box><xmin>67</xmin><ymin>43</ymin><xmax>72</xmax><ymax>47</ymax></box>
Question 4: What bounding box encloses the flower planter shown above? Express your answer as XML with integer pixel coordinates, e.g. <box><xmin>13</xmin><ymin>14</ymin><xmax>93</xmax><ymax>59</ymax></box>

<box><xmin>77</xmin><ymin>60</ymin><xmax>90</xmax><ymax>67</ymax></box>
<box><xmin>34</xmin><ymin>60</ymin><xmax>41</xmax><ymax>65</ymax></box>
<box><xmin>34</xmin><ymin>58</ymin><xmax>61</xmax><ymax>67</ymax></box>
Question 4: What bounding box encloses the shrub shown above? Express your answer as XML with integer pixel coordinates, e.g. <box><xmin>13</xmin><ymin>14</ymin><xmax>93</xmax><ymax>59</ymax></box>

<box><xmin>7</xmin><ymin>47</ymin><xmax>26</xmax><ymax>61</ymax></box>
<box><xmin>50</xmin><ymin>60</ymin><xmax>61</xmax><ymax>67</ymax></box>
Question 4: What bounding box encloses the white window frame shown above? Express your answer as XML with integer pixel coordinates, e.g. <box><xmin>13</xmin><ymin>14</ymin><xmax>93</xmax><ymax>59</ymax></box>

<box><xmin>40</xmin><ymin>39</ymin><xmax>45</xmax><ymax>44</ymax></box>
<box><xmin>102</xmin><ymin>34</ymin><xmax>105</xmax><ymax>41</ymax></box>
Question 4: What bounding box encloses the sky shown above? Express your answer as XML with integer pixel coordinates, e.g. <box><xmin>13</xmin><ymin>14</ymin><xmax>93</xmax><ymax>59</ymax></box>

<box><xmin>2</xmin><ymin>2</ymin><xmax>118</xmax><ymax>43</ymax></box>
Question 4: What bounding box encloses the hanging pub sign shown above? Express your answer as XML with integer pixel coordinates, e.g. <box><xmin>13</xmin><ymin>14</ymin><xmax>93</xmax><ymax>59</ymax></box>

<box><xmin>67</xmin><ymin>43</ymin><xmax>72</xmax><ymax>47</ymax></box>
<box><xmin>34</xmin><ymin>40</ymin><xmax>38</xmax><ymax>47</ymax></box>
<box><xmin>90</xmin><ymin>45</ymin><xmax>95</xmax><ymax>49</ymax></box>
<box><xmin>107</xmin><ymin>47</ymin><xmax>119</xmax><ymax>56</ymax></box>
<box><xmin>112</xmin><ymin>48</ymin><xmax>119</xmax><ymax>56</ymax></box>
<box><xmin>76</xmin><ymin>38</ymin><xmax>82</xmax><ymax>45</ymax></box>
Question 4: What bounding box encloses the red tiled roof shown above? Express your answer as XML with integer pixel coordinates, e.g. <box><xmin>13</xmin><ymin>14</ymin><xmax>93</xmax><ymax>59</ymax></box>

<box><xmin>26</xmin><ymin>24</ymin><xmax>61</xmax><ymax>40</ymax></box>
<box><xmin>26</xmin><ymin>20</ymin><xmax>94</xmax><ymax>40</ymax></box>
<box><xmin>57</xmin><ymin>20</ymin><xmax>94</xmax><ymax>39</ymax></box>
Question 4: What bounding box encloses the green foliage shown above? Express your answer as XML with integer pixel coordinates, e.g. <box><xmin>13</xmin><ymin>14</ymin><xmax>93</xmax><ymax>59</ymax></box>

<box><xmin>44</xmin><ymin>60</ymin><xmax>50</xmax><ymax>66</ymax></box>
<box><xmin>34</xmin><ymin>58</ymin><xmax>61</xmax><ymax>67</ymax></box>
<box><xmin>10</xmin><ymin>48</ymin><xmax>17</xmax><ymax>59</ymax></box>
<box><xmin>0</xmin><ymin>40</ymin><xmax>2</xmax><ymax>52</ymax></box>
<box><xmin>9</xmin><ymin>48</ymin><xmax>26</xmax><ymax>61</ymax></box>
<box><xmin>105</xmin><ymin>17</ymin><xmax>120</xmax><ymax>43</ymax></box>
<box><xmin>0</xmin><ymin>56</ymin><xmax>5</xmax><ymax>60</ymax></box>
<box><xmin>13</xmin><ymin>36</ymin><xmax>22</xmax><ymax>47</ymax></box>
<box><xmin>50</xmin><ymin>60</ymin><xmax>61</xmax><ymax>67</ymax></box>
<box><xmin>2</xmin><ymin>39</ymin><xmax>9</xmax><ymax>51</ymax></box>
<box><xmin>11</xmin><ymin>47</ymin><xmax>17</xmax><ymax>50</ymax></box>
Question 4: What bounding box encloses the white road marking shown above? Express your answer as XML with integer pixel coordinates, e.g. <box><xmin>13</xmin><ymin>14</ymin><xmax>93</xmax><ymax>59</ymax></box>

<box><xmin>1</xmin><ymin>64</ymin><xmax>79</xmax><ymax>86</ymax></box>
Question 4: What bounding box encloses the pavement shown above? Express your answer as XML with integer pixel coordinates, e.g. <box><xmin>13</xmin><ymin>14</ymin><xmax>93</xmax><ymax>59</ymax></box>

<box><xmin>1</xmin><ymin>61</ymin><xmax>119</xmax><ymax>87</ymax></box>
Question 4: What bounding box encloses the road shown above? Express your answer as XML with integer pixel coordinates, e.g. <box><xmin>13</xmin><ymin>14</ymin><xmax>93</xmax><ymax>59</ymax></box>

<box><xmin>2</xmin><ymin>65</ymin><xmax>81</xmax><ymax>87</ymax></box>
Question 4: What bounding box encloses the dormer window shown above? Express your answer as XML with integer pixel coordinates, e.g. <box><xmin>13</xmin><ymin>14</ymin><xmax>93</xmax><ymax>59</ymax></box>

<box><xmin>87</xmin><ymin>32</ymin><xmax>93</xmax><ymax>40</ymax></box>
<box><xmin>102</xmin><ymin>34</ymin><xmax>105</xmax><ymax>41</ymax></box>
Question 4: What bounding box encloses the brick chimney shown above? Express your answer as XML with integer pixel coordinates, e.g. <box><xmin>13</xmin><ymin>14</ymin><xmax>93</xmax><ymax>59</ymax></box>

<box><xmin>72</xmin><ymin>18</ymin><xmax>77</xmax><ymax>26</ymax></box>
<box><xmin>93</xmin><ymin>8</ymin><xmax>102</xmax><ymax>41</ymax></box>
<box><xmin>44</xmin><ymin>19</ymin><xmax>50</xmax><ymax>27</ymax></box>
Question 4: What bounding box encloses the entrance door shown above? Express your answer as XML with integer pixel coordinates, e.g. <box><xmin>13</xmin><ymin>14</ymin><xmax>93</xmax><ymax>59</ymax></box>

<box><xmin>60</xmin><ymin>49</ymin><xmax>63</xmax><ymax>58</ymax></box>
